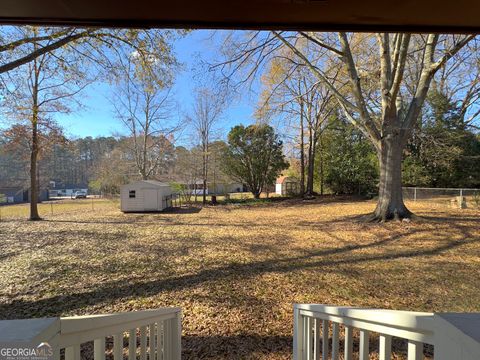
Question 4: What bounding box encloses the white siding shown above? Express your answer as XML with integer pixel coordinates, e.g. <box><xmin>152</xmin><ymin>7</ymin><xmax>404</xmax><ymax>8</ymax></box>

<box><xmin>121</xmin><ymin>184</ymin><xmax>146</xmax><ymax>212</ymax></box>
<box><xmin>121</xmin><ymin>181</ymin><xmax>173</xmax><ymax>212</ymax></box>
<box><xmin>275</xmin><ymin>183</ymin><xmax>283</xmax><ymax>195</ymax></box>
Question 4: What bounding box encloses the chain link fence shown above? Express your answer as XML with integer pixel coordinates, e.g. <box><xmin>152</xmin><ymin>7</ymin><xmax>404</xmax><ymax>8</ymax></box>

<box><xmin>403</xmin><ymin>187</ymin><xmax>480</xmax><ymax>208</ymax></box>
<box><xmin>0</xmin><ymin>192</ymin><xmax>188</xmax><ymax>221</ymax></box>
<box><xmin>0</xmin><ymin>195</ymin><xmax>120</xmax><ymax>221</ymax></box>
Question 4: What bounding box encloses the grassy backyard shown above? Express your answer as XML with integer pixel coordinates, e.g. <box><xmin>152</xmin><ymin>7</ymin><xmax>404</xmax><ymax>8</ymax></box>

<box><xmin>0</xmin><ymin>197</ymin><xmax>479</xmax><ymax>359</ymax></box>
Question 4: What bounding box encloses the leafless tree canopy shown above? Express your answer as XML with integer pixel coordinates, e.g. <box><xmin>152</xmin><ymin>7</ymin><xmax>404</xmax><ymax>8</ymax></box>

<box><xmin>187</xmin><ymin>88</ymin><xmax>225</xmax><ymax>204</ymax></box>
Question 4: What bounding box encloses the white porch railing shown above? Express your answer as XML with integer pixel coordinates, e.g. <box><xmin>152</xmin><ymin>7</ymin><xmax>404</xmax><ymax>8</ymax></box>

<box><xmin>0</xmin><ymin>307</ymin><xmax>182</xmax><ymax>360</ymax></box>
<box><xmin>293</xmin><ymin>304</ymin><xmax>480</xmax><ymax>360</ymax></box>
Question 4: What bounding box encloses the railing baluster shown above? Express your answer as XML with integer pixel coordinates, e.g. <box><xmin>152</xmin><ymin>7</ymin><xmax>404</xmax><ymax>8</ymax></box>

<box><xmin>305</xmin><ymin>317</ymin><xmax>312</xmax><ymax>360</ymax></box>
<box><xmin>321</xmin><ymin>320</ymin><xmax>329</xmax><ymax>360</ymax></box>
<box><xmin>379</xmin><ymin>334</ymin><xmax>392</xmax><ymax>360</ymax></box>
<box><xmin>293</xmin><ymin>307</ymin><xmax>305</xmax><ymax>360</ymax></box>
<box><xmin>359</xmin><ymin>330</ymin><xmax>369</xmax><ymax>360</ymax></box>
<box><xmin>313</xmin><ymin>318</ymin><xmax>320</xmax><ymax>360</ymax></box>
<box><xmin>140</xmin><ymin>326</ymin><xmax>147</xmax><ymax>360</ymax></box>
<box><xmin>128</xmin><ymin>329</ymin><xmax>136</xmax><ymax>360</ymax></box>
<box><xmin>344</xmin><ymin>326</ymin><xmax>353</xmax><ymax>360</ymax></box>
<box><xmin>407</xmin><ymin>340</ymin><xmax>423</xmax><ymax>360</ymax></box>
<box><xmin>113</xmin><ymin>333</ymin><xmax>123</xmax><ymax>360</ymax></box>
<box><xmin>156</xmin><ymin>321</ymin><xmax>164</xmax><ymax>360</ymax></box>
<box><xmin>149</xmin><ymin>323</ymin><xmax>156</xmax><ymax>360</ymax></box>
<box><xmin>65</xmin><ymin>344</ymin><xmax>80</xmax><ymax>360</ymax></box>
<box><xmin>301</xmin><ymin>316</ymin><xmax>307</xmax><ymax>360</ymax></box>
<box><xmin>94</xmin><ymin>338</ymin><xmax>106</xmax><ymax>360</ymax></box>
<box><xmin>331</xmin><ymin>323</ymin><xmax>339</xmax><ymax>360</ymax></box>
<box><xmin>163</xmin><ymin>319</ymin><xmax>172</xmax><ymax>360</ymax></box>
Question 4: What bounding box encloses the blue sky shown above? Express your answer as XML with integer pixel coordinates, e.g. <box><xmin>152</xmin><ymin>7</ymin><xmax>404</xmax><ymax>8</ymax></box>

<box><xmin>56</xmin><ymin>30</ymin><xmax>258</xmax><ymax>144</ymax></box>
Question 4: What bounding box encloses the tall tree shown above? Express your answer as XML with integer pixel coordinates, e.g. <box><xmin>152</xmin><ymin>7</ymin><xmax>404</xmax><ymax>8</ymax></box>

<box><xmin>187</xmin><ymin>88</ymin><xmax>224</xmax><ymax>205</ymax></box>
<box><xmin>258</xmin><ymin>55</ymin><xmax>334</xmax><ymax>197</ymax></box>
<box><xmin>1</xmin><ymin>27</ymin><xmax>89</xmax><ymax>220</ymax></box>
<box><xmin>208</xmin><ymin>140</ymin><xmax>231</xmax><ymax>194</ymax></box>
<box><xmin>319</xmin><ymin>117</ymin><xmax>379</xmax><ymax>195</ymax></box>
<box><xmin>89</xmin><ymin>146</ymin><xmax>132</xmax><ymax>196</ymax></box>
<box><xmin>223</xmin><ymin>124</ymin><xmax>288</xmax><ymax>199</ymax></box>
<box><xmin>217</xmin><ymin>32</ymin><xmax>475</xmax><ymax>220</ymax></box>
<box><xmin>403</xmin><ymin>89</ymin><xmax>480</xmax><ymax>188</ymax></box>
<box><xmin>112</xmin><ymin>47</ymin><xmax>178</xmax><ymax>180</ymax></box>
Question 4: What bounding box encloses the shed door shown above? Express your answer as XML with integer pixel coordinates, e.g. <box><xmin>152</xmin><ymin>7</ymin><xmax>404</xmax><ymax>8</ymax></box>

<box><xmin>144</xmin><ymin>189</ymin><xmax>158</xmax><ymax>210</ymax></box>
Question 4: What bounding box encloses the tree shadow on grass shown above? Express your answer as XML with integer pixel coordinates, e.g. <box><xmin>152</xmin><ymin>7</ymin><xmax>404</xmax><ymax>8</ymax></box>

<box><xmin>41</xmin><ymin>207</ymin><xmax>202</xmax><ymax>225</ymax></box>
<box><xmin>162</xmin><ymin>206</ymin><xmax>202</xmax><ymax>214</ymax></box>
<box><xmin>0</xmin><ymin>220</ymin><xmax>477</xmax><ymax>319</ymax></box>
<box><xmin>419</xmin><ymin>214</ymin><xmax>480</xmax><ymax>223</ymax></box>
<box><xmin>182</xmin><ymin>334</ymin><xmax>291</xmax><ymax>360</ymax></box>
<box><xmin>0</xmin><ymin>229</ymin><xmax>131</xmax><ymax>262</ymax></box>
<box><xmin>297</xmin><ymin>210</ymin><xmax>480</xmax><ymax>226</ymax></box>
<box><xmin>125</xmin><ymin>207</ymin><xmax>202</xmax><ymax>215</ymax></box>
<box><xmin>216</xmin><ymin>195</ymin><xmax>371</xmax><ymax>210</ymax></box>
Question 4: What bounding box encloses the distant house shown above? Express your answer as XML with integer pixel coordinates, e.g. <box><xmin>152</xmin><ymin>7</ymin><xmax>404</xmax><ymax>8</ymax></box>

<box><xmin>26</xmin><ymin>188</ymin><xmax>49</xmax><ymax>202</ymax></box>
<box><xmin>0</xmin><ymin>186</ymin><xmax>49</xmax><ymax>204</ymax></box>
<box><xmin>49</xmin><ymin>182</ymin><xmax>88</xmax><ymax>197</ymax></box>
<box><xmin>275</xmin><ymin>176</ymin><xmax>300</xmax><ymax>196</ymax></box>
<box><xmin>0</xmin><ymin>187</ymin><xmax>24</xmax><ymax>203</ymax></box>
<box><xmin>186</xmin><ymin>181</ymin><xmax>208</xmax><ymax>196</ymax></box>
<box><xmin>210</xmin><ymin>182</ymin><xmax>245</xmax><ymax>194</ymax></box>
<box><xmin>181</xmin><ymin>181</ymin><xmax>246</xmax><ymax>195</ymax></box>
<box><xmin>120</xmin><ymin>180</ymin><xmax>173</xmax><ymax>212</ymax></box>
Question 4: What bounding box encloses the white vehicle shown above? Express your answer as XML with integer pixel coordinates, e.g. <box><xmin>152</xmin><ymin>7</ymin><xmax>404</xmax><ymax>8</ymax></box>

<box><xmin>73</xmin><ymin>190</ymin><xmax>87</xmax><ymax>199</ymax></box>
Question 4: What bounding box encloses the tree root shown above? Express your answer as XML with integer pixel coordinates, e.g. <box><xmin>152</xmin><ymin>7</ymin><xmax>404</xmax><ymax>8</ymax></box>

<box><xmin>364</xmin><ymin>209</ymin><xmax>416</xmax><ymax>223</ymax></box>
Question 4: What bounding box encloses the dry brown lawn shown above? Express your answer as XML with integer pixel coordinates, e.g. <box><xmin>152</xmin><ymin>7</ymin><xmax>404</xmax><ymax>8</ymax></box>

<box><xmin>0</xmin><ymin>197</ymin><xmax>479</xmax><ymax>359</ymax></box>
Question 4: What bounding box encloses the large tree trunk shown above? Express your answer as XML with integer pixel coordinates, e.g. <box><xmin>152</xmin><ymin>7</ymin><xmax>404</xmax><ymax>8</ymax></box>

<box><xmin>372</xmin><ymin>135</ymin><xmax>411</xmax><ymax>221</ymax></box>
<box><xmin>30</xmin><ymin>115</ymin><xmax>41</xmax><ymax>221</ymax></box>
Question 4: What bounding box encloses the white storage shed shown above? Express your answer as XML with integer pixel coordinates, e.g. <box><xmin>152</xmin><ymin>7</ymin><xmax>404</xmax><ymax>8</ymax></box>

<box><xmin>121</xmin><ymin>180</ymin><xmax>173</xmax><ymax>212</ymax></box>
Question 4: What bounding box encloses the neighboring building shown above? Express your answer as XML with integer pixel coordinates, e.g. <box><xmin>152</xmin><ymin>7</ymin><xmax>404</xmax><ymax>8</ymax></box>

<box><xmin>275</xmin><ymin>176</ymin><xmax>300</xmax><ymax>196</ymax></box>
<box><xmin>120</xmin><ymin>180</ymin><xmax>173</xmax><ymax>212</ymax></box>
<box><xmin>186</xmin><ymin>181</ymin><xmax>208</xmax><ymax>196</ymax></box>
<box><xmin>49</xmin><ymin>182</ymin><xmax>88</xmax><ymax>197</ymax></box>
<box><xmin>0</xmin><ymin>186</ymin><xmax>49</xmax><ymax>204</ymax></box>
<box><xmin>0</xmin><ymin>187</ymin><xmax>24</xmax><ymax>203</ymax></box>
<box><xmin>26</xmin><ymin>188</ymin><xmax>49</xmax><ymax>202</ymax></box>
<box><xmin>180</xmin><ymin>181</ymin><xmax>246</xmax><ymax>195</ymax></box>
<box><xmin>210</xmin><ymin>182</ymin><xmax>245</xmax><ymax>194</ymax></box>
